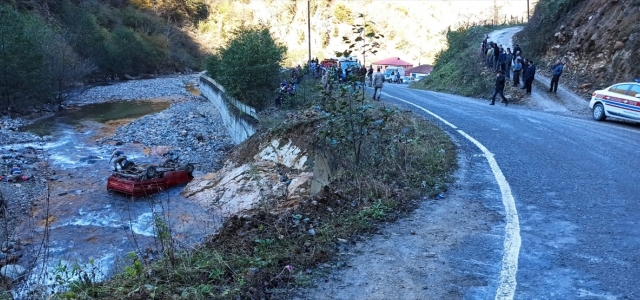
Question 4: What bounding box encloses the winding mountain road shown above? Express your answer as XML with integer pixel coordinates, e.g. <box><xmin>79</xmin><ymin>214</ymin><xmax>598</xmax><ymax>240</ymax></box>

<box><xmin>297</xmin><ymin>58</ymin><xmax>640</xmax><ymax>300</ymax></box>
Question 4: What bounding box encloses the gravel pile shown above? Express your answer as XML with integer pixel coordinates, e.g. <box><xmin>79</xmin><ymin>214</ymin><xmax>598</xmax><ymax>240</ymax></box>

<box><xmin>0</xmin><ymin>131</ymin><xmax>43</xmax><ymax>146</ymax></box>
<box><xmin>66</xmin><ymin>73</ymin><xmax>201</xmax><ymax>105</ymax></box>
<box><xmin>97</xmin><ymin>96</ymin><xmax>234</xmax><ymax>173</ymax></box>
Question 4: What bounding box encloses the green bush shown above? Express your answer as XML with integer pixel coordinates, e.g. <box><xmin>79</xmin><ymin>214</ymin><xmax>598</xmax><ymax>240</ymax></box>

<box><xmin>413</xmin><ymin>26</ymin><xmax>493</xmax><ymax>97</ymax></box>
<box><xmin>206</xmin><ymin>26</ymin><xmax>286</xmax><ymax>110</ymax></box>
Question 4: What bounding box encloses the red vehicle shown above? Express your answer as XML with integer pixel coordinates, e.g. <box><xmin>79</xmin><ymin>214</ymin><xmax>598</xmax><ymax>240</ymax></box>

<box><xmin>320</xmin><ymin>58</ymin><xmax>338</xmax><ymax>68</ymax></box>
<box><xmin>107</xmin><ymin>159</ymin><xmax>194</xmax><ymax>197</ymax></box>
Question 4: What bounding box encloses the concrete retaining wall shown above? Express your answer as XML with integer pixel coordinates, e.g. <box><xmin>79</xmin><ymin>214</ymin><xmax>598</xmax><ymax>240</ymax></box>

<box><xmin>199</xmin><ymin>74</ymin><xmax>258</xmax><ymax>144</ymax></box>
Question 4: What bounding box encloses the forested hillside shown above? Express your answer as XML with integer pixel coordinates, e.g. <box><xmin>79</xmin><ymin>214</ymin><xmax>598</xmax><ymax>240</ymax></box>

<box><xmin>515</xmin><ymin>0</ymin><xmax>640</xmax><ymax>90</ymax></box>
<box><xmin>0</xmin><ymin>0</ymin><xmax>531</xmax><ymax>115</ymax></box>
<box><xmin>0</xmin><ymin>0</ymin><xmax>205</xmax><ymax>114</ymax></box>
<box><xmin>198</xmin><ymin>0</ymin><xmax>532</xmax><ymax>66</ymax></box>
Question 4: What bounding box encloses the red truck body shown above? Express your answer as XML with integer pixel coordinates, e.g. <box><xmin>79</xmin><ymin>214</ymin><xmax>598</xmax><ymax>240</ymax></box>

<box><xmin>107</xmin><ymin>170</ymin><xmax>192</xmax><ymax>197</ymax></box>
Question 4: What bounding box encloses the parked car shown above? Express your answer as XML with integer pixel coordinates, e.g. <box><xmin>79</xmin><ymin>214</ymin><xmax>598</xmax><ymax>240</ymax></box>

<box><xmin>589</xmin><ymin>80</ymin><xmax>640</xmax><ymax>122</ymax></box>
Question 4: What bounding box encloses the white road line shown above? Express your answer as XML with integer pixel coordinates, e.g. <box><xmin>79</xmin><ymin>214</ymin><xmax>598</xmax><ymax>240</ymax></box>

<box><xmin>385</xmin><ymin>93</ymin><xmax>521</xmax><ymax>300</ymax></box>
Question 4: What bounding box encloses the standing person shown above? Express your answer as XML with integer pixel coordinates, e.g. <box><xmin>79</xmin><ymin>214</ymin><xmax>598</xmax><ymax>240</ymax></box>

<box><xmin>486</xmin><ymin>43</ymin><xmax>494</xmax><ymax>68</ymax></box>
<box><xmin>505</xmin><ymin>48</ymin><xmax>513</xmax><ymax>79</ymax></box>
<box><xmin>498</xmin><ymin>47</ymin><xmax>506</xmax><ymax>72</ymax></box>
<box><xmin>549</xmin><ymin>60</ymin><xmax>564</xmax><ymax>93</ymax></box>
<box><xmin>367</xmin><ymin>65</ymin><xmax>374</xmax><ymax>87</ymax></box>
<box><xmin>321</xmin><ymin>69</ymin><xmax>331</xmax><ymax>94</ymax></box>
<box><xmin>523</xmin><ymin>60</ymin><xmax>536</xmax><ymax>94</ymax></box>
<box><xmin>493</xmin><ymin>44</ymin><xmax>500</xmax><ymax>71</ymax></box>
<box><xmin>512</xmin><ymin>57</ymin><xmax>522</xmax><ymax>87</ymax></box>
<box><xmin>520</xmin><ymin>58</ymin><xmax>529</xmax><ymax>88</ymax></box>
<box><xmin>481</xmin><ymin>35</ymin><xmax>488</xmax><ymax>57</ymax></box>
<box><xmin>372</xmin><ymin>67</ymin><xmax>384</xmax><ymax>100</ymax></box>
<box><xmin>513</xmin><ymin>44</ymin><xmax>522</xmax><ymax>61</ymax></box>
<box><xmin>490</xmin><ymin>70</ymin><xmax>508</xmax><ymax>106</ymax></box>
<box><xmin>109</xmin><ymin>148</ymin><xmax>127</xmax><ymax>171</ymax></box>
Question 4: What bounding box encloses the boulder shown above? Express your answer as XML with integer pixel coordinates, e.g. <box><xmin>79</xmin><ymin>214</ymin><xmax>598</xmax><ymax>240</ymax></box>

<box><xmin>613</xmin><ymin>41</ymin><xmax>624</xmax><ymax>50</ymax></box>
<box><xmin>579</xmin><ymin>83</ymin><xmax>593</xmax><ymax>89</ymax></box>
<box><xmin>1</xmin><ymin>264</ymin><xmax>26</xmax><ymax>281</ymax></box>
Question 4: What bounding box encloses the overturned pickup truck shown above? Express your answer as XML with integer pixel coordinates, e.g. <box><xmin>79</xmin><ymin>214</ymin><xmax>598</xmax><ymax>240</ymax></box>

<box><xmin>107</xmin><ymin>159</ymin><xmax>194</xmax><ymax>197</ymax></box>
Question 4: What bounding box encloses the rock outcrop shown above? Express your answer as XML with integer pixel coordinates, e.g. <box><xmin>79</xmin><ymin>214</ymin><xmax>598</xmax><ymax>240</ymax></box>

<box><xmin>182</xmin><ymin>137</ymin><xmax>314</xmax><ymax>218</ymax></box>
<box><xmin>534</xmin><ymin>0</ymin><xmax>640</xmax><ymax>86</ymax></box>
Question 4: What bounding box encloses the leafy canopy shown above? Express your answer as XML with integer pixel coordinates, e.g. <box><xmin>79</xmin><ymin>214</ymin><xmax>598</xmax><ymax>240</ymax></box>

<box><xmin>206</xmin><ymin>26</ymin><xmax>286</xmax><ymax>109</ymax></box>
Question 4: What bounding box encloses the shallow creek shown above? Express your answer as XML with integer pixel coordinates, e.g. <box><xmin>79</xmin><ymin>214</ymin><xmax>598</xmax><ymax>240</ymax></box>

<box><xmin>5</xmin><ymin>98</ymin><xmax>221</xmax><ymax>297</ymax></box>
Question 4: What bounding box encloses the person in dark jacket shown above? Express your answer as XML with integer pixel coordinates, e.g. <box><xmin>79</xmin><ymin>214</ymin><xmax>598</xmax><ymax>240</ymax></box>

<box><xmin>490</xmin><ymin>70</ymin><xmax>509</xmax><ymax>106</ymax></box>
<box><xmin>549</xmin><ymin>60</ymin><xmax>564</xmax><ymax>93</ymax></box>
<box><xmin>505</xmin><ymin>48</ymin><xmax>513</xmax><ymax>79</ymax></box>
<box><xmin>523</xmin><ymin>60</ymin><xmax>536</xmax><ymax>94</ymax></box>
<box><xmin>498</xmin><ymin>47</ymin><xmax>507</xmax><ymax>72</ymax></box>
<box><xmin>493</xmin><ymin>44</ymin><xmax>500</xmax><ymax>71</ymax></box>
<box><xmin>512</xmin><ymin>44</ymin><xmax>522</xmax><ymax>62</ymax></box>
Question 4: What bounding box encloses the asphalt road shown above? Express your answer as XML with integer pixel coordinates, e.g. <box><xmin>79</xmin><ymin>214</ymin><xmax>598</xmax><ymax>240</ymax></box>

<box><xmin>377</xmin><ymin>83</ymin><xmax>640</xmax><ymax>299</ymax></box>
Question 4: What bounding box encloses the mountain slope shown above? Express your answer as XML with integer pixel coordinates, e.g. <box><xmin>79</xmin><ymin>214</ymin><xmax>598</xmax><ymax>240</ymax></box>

<box><xmin>516</xmin><ymin>0</ymin><xmax>640</xmax><ymax>88</ymax></box>
<box><xmin>198</xmin><ymin>0</ymin><xmax>531</xmax><ymax>66</ymax></box>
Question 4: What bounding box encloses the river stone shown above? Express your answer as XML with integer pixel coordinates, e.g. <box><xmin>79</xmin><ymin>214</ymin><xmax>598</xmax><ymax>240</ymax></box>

<box><xmin>1</xmin><ymin>242</ymin><xmax>14</xmax><ymax>250</ymax></box>
<box><xmin>1</xmin><ymin>264</ymin><xmax>26</xmax><ymax>281</ymax></box>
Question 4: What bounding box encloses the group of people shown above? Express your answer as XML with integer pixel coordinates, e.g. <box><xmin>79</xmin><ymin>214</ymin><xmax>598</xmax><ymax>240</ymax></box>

<box><xmin>481</xmin><ymin>35</ymin><xmax>565</xmax><ymax>106</ymax></box>
<box><xmin>275</xmin><ymin>66</ymin><xmax>304</xmax><ymax>106</ymax></box>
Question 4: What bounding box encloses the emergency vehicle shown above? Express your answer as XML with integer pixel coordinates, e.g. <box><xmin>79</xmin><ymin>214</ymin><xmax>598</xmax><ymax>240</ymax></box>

<box><xmin>589</xmin><ymin>79</ymin><xmax>640</xmax><ymax>122</ymax></box>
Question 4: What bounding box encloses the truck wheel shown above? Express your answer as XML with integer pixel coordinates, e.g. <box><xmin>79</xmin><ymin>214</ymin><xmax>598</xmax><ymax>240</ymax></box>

<box><xmin>184</xmin><ymin>163</ymin><xmax>194</xmax><ymax>175</ymax></box>
<box><xmin>146</xmin><ymin>166</ymin><xmax>157</xmax><ymax>178</ymax></box>
<box><xmin>163</xmin><ymin>159</ymin><xmax>175</xmax><ymax>167</ymax></box>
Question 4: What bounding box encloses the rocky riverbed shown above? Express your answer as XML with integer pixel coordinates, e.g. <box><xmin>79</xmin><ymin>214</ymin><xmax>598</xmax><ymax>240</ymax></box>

<box><xmin>96</xmin><ymin>97</ymin><xmax>234</xmax><ymax>173</ymax></box>
<box><xmin>0</xmin><ymin>73</ymin><xmax>234</xmax><ymax>293</ymax></box>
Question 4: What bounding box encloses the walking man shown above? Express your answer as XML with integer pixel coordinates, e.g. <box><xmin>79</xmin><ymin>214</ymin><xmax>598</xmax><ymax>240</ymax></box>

<box><xmin>523</xmin><ymin>60</ymin><xmax>536</xmax><ymax>94</ymax></box>
<box><xmin>490</xmin><ymin>70</ymin><xmax>508</xmax><ymax>106</ymax></box>
<box><xmin>372</xmin><ymin>67</ymin><xmax>385</xmax><ymax>100</ymax></box>
<box><xmin>549</xmin><ymin>60</ymin><xmax>564</xmax><ymax>93</ymax></box>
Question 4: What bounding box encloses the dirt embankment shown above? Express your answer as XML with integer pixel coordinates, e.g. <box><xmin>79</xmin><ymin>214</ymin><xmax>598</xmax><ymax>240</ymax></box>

<box><xmin>523</xmin><ymin>0</ymin><xmax>640</xmax><ymax>95</ymax></box>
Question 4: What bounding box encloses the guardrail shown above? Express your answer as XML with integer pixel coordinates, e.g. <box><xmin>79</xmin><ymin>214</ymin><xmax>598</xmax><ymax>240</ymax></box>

<box><xmin>199</xmin><ymin>75</ymin><xmax>258</xmax><ymax>120</ymax></box>
<box><xmin>199</xmin><ymin>74</ymin><xmax>258</xmax><ymax>144</ymax></box>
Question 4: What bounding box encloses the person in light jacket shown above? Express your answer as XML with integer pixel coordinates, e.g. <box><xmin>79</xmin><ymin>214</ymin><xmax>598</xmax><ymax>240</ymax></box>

<box><xmin>372</xmin><ymin>67</ymin><xmax>385</xmax><ymax>100</ymax></box>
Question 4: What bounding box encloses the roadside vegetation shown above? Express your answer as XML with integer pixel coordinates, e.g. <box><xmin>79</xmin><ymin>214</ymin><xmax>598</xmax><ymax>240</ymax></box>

<box><xmin>412</xmin><ymin>24</ymin><xmax>528</xmax><ymax>103</ymax></box>
<box><xmin>48</xmin><ymin>16</ymin><xmax>457</xmax><ymax>300</ymax></box>
<box><xmin>206</xmin><ymin>26</ymin><xmax>287</xmax><ymax>110</ymax></box>
<box><xmin>412</xmin><ymin>25</ymin><xmax>497</xmax><ymax>97</ymax></box>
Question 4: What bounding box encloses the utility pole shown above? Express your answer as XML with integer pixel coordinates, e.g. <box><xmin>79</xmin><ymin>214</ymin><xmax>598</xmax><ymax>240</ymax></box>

<box><xmin>307</xmin><ymin>0</ymin><xmax>311</xmax><ymax>62</ymax></box>
<box><xmin>527</xmin><ymin>0</ymin><xmax>530</xmax><ymax>22</ymax></box>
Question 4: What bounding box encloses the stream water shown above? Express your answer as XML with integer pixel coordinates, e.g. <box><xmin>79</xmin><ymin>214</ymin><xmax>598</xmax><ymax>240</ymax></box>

<box><xmin>5</xmin><ymin>98</ymin><xmax>221</xmax><ymax>298</ymax></box>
